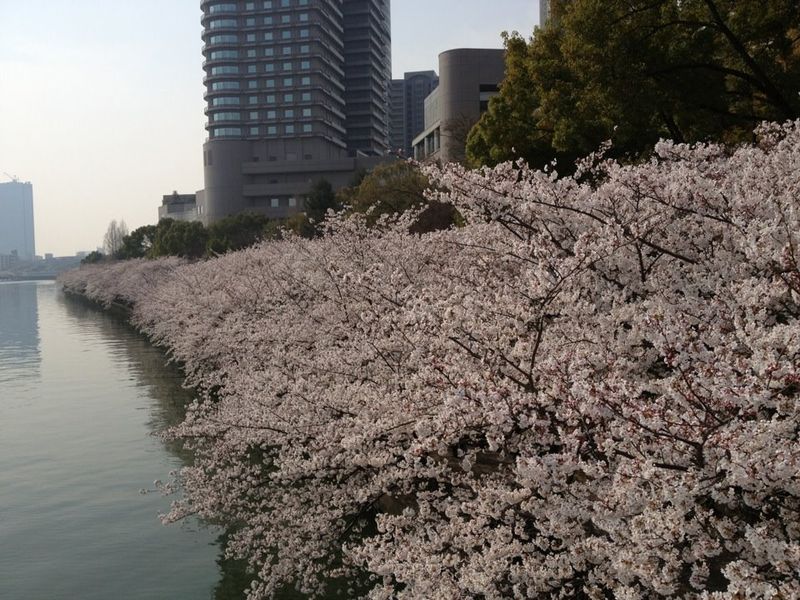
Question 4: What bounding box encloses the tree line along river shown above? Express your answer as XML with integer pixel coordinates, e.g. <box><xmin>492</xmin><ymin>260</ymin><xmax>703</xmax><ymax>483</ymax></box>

<box><xmin>0</xmin><ymin>281</ymin><xmax>250</xmax><ymax>599</ymax></box>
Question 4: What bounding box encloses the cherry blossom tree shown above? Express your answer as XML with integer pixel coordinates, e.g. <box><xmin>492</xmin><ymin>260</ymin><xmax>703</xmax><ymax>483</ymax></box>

<box><xmin>60</xmin><ymin>121</ymin><xmax>800</xmax><ymax>599</ymax></box>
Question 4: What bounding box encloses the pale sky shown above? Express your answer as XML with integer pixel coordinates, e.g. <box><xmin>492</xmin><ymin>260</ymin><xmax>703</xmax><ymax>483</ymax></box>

<box><xmin>0</xmin><ymin>1</ymin><xmax>541</xmax><ymax>256</ymax></box>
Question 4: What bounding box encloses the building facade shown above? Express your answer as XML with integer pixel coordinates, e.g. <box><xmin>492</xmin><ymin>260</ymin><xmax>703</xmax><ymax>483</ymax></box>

<box><xmin>0</xmin><ymin>181</ymin><xmax>36</xmax><ymax>262</ymax></box>
<box><xmin>200</xmin><ymin>0</ymin><xmax>391</xmax><ymax>223</ymax></box>
<box><xmin>540</xmin><ymin>0</ymin><xmax>550</xmax><ymax>25</ymax></box>
<box><xmin>412</xmin><ymin>49</ymin><xmax>505</xmax><ymax>164</ymax></box>
<box><xmin>158</xmin><ymin>193</ymin><xmax>200</xmax><ymax>222</ymax></box>
<box><xmin>389</xmin><ymin>71</ymin><xmax>439</xmax><ymax>157</ymax></box>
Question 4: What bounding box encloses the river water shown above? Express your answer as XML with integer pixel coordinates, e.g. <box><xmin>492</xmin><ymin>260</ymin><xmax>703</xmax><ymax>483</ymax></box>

<box><xmin>0</xmin><ymin>281</ymin><xmax>232</xmax><ymax>599</ymax></box>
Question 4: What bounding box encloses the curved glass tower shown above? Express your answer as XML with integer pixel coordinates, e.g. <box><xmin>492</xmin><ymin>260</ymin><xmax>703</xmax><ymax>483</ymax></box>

<box><xmin>200</xmin><ymin>0</ymin><xmax>391</xmax><ymax>223</ymax></box>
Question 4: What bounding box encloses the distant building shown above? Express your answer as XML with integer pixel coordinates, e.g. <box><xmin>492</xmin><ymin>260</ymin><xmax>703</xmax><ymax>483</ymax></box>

<box><xmin>412</xmin><ymin>49</ymin><xmax>506</xmax><ymax>164</ymax></box>
<box><xmin>159</xmin><ymin>193</ymin><xmax>199</xmax><ymax>222</ymax></box>
<box><xmin>0</xmin><ymin>181</ymin><xmax>36</xmax><ymax>262</ymax></box>
<box><xmin>198</xmin><ymin>0</ymin><xmax>393</xmax><ymax>224</ymax></box>
<box><xmin>540</xmin><ymin>0</ymin><xmax>550</xmax><ymax>24</ymax></box>
<box><xmin>389</xmin><ymin>71</ymin><xmax>439</xmax><ymax>157</ymax></box>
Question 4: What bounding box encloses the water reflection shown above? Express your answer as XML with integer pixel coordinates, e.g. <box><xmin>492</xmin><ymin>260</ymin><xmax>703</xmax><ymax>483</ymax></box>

<box><xmin>0</xmin><ymin>281</ymin><xmax>41</xmax><ymax>381</ymax></box>
<box><xmin>58</xmin><ymin>292</ymin><xmax>253</xmax><ymax>600</ymax></box>
<box><xmin>0</xmin><ymin>283</ymin><xmax>222</xmax><ymax>600</ymax></box>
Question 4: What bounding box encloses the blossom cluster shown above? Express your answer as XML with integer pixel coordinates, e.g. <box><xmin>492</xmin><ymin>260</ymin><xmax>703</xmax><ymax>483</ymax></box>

<box><xmin>59</xmin><ymin>122</ymin><xmax>800</xmax><ymax>599</ymax></box>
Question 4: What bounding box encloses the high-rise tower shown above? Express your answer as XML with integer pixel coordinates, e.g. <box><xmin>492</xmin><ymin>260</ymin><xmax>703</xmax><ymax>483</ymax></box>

<box><xmin>199</xmin><ymin>0</ymin><xmax>391</xmax><ymax>223</ymax></box>
<box><xmin>0</xmin><ymin>180</ymin><xmax>35</xmax><ymax>262</ymax></box>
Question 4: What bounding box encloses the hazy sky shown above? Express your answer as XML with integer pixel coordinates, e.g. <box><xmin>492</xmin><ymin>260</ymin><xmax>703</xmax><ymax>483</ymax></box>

<box><xmin>0</xmin><ymin>1</ymin><xmax>541</xmax><ymax>256</ymax></box>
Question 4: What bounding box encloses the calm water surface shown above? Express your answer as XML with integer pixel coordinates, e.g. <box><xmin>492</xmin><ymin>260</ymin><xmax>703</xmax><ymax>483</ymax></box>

<box><xmin>0</xmin><ymin>281</ymin><xmax>228</xmax><ymax>599</ymax></box>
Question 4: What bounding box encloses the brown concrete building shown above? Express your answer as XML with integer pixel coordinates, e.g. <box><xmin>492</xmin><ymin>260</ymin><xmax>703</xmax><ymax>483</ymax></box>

<box><xmin>412</xmin><ymin>49</ymin><xmax>505</xmax><ymax>164</ymax></box>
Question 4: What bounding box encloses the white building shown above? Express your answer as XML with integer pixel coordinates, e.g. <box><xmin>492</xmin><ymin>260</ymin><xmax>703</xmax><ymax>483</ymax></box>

<box><xmin>0</xmin><ymin>181</ymin><xmax>36</xmax><ymax>262</ymax></box>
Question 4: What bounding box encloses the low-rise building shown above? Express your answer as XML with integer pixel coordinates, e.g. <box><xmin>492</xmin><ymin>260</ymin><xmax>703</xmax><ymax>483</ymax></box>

<box><xmin>159</xmin><ymin>193</ymin><xmax>199</xmax><ymax>222</ymax></box>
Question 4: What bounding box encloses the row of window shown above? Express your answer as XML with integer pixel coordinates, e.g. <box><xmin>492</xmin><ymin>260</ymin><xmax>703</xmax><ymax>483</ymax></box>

<box><xmin>209</xmin><ymin>123</ymin><xmax>314</xmax><ymax>137</ymax></box>
<box><xmin>208</xmin><ymin>0</ymin><xmax>310</xmax><ymax>17</ymax></box>
<box><xmin>211</xmin><ymin>91</ymin><xmax>314</xmax><ymax>106</ymax></box>
<box><xmin>209</xmin><ymin>13</ymin><xmax>309</xmax><ymax>28</ymax></box>
<box><xmin>212</xmin><ymin>108</ymin><xmax>313</xmax><ymax>121</ymax></box>
<box><xmin>210</xmin><ymin>76</ymin><xmax>313</xmax><ymax>90</ymax></box>
<box><xmin>208</xmin><ymin>29</ymin><xmax>311</xmax><ymax>46</ymax></box>
<box><xmin>207</xmin><ymin>44</ymin><xmax>315</xmax><ymax>64</ymax></box>
<box><xmin>211</xmin><ymin>61</ymin><xmax>311</xmax><ymax>76</ymax></box>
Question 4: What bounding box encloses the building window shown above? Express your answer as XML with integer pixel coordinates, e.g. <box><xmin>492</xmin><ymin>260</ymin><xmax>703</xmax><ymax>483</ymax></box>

<box><xmin>285</xmin><ymin>109</ymin><xmax>295</xmax><ymax>118</ymax></box>
<box><xmin>208</xmin><ymin>35</ymin><xmax>238</xmax><ymax>44</ymax></box>
<box><xmin>299</xmin><ymin>29</ymin><xmax>309</xmax><ymax>38</ymax></box>
<box><xmin>264</xmin><ymin>47</ymin><xmax>274</xmax><ymax>57</ymax></box>
<box><xmin>281</xmin><ymin>30</ymin><xmax>292</xmax><ymax>40</ymax></box>
<box><xmin>264</xmin><ymin>16</ymin><xmax>273</xmax><ymax>25</ymax></box>
<box><xmin>265</xmin><ymin>63</ymin><xmax>275</xmax><ymax>72</ymax></box>
<box><xmin>285</xmin><ymin>124</ymin><xmax>295</xmax><ymax>134</ymax></box>
<box><xmin>284</xmin><ymin>93</ymin><xmax>294</xmax><ymax>102</ymax></box>
<box><xmin>250</xmin><ymin>127</ymin><xmax>259</xmax><ymax>136</ymax></box>
<box><xmin>281</xmin><ymin>0</ymin><xmax>290</xmax><ymax>6</ymax></box>
<box><xmin>264</xmin><ymin>32</ymin><xmax>274</xmax><ymax>41</ymax></box>
<box><xmin>300</xmin><ymin>76</ymin><xmax>310</xmax><ymax>85</ymax></box>
<box><xmin>212</xmin><ymin>96</ymin><xmax>241</xmax><ymax>106</ymax></box>
<box><xmin>266</xmin><ymin>94</ymin><xmax>276</xmax><ymax>103</ymax></box>
<box><xmin>302</xmin><ymin>123</ymin><xmax>312</xmax><ymax>132</ymax></box>
<box><xmin>248</xmin><ymin>80</ymin><xmax>258</xmax><ymax>89</ymax></box>
<box><xmin>246</xmin><ymin>33</ymin><xmax>256</xmax><ymax>42</ymax></box>
<box><xmin>271</xmin><ymin>198</ymin><xmax>280</xmax><ymax>208</ymax></box>
<box><xmin>247</xmin><ymin>65</ymin><xmax>257</xmax><ymax>74</ymax></box>
<box><xmin>300</xmin><ymin>60</ymin><xmax>310</xmax><ymax>70</ymax></box>
<box><xmin>283</xmin><ymin>77</ymin><xmax>293</xmax><ymax>86</ymax></box>
<box><xmin>266</xmin><ymin>110</ymin><xmax>277</xmax><ymax>118</ymax></box>
<box><xmin>211</xmin><ymin>81</ymin><xmax>240</xmax><ymax>90</ymax></box>
<box><xmin>210</xmin><ymin>49</ymin><xmax>238</xmax><ymax>60</ymax></box>
<box><xmin>282</xmin><ymin>61</ymin><xmax>292</xmax><ymax>71</ymax></box>
<box><xmin>282</xmin><ymin>46</ymin><xmax>292</xmax><ymax>55</ymax></box>
<box><xmin>281</xmin><ymin>15</ymin><xmax>291</xmax><ymax>24</ymax></box>
<box><xmin>214</xmin><ymin>112</ymin><xmax>241</xmax><ymax>121</ymax></box>
<box><xmin>266</xmin><ymin>79</ymin><xmax>276</xmax><ymax>88</ymax></box>
<box><xmin>209</xmin><ymin>18</ymin><xmax>237</xmax><ymax>29</ymax></box>
<box><xmin>299</xmin><ymin>13</ymin><xmax>309</xmax><ymax>21</ymax></box>
<box><xmin>209</xmin><ymin>4</ymin><xmax>237</xmax><ymax>14</ymax></box>
<box><xmin>289</xmin><ymin>197</ymin><xmax>297</xmax><ymax>207</ymax></box>
<box><xmin>249</xmin><ymin>111</ymin><xmax>259</xmax><ymax>120</ymax></box>
<box><xmin>212</xmin><ymin>127</ymin><xmax>242</xmax><ymax>138</ymax></box>
<box><xmin>267</xmin><ymin>125</ymin><xmax>277</xmax><ymax>135</ymax></box>
<box><xmin>245</xmin><ymin>17</ymin><xmax>256</xmax><ymax>26</ymax></box>
<box><xmin>302</xmin><ymin>108</ymin><xmax>311</xmax><ymax>117</ymax></box>
<box><xmin>301</xmin><ymin>92</ymin><xmax>311</xmax><ymax>101</ymax></box>
<box><xmin>264</xmin><ymin>0</ymin><xmax>272</xmax><ymax>7</ymax></box>
<box><xmin>246</xmin><ymin>49</ymin><xmax>256</xmax><ymax>58</ymax></box>
<box><xmin>299</xmin><ymin>44</ymin><xmax>309</xmax><ymax>54</ymax></box>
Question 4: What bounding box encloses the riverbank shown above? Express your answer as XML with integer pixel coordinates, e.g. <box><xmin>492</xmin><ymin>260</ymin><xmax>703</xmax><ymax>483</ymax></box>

<box><xmin>59</xmin><ymin>125</ymin><xmax>800</xmax><ymax>599</ymax></box>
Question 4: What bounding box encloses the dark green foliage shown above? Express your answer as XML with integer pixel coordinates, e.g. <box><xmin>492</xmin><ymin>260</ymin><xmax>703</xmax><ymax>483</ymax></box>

<box><xmin>304</xmin><ymin>179</ymin><xmax>340</xmax><ymax>227</ymax></box>
<box><xmin>340</xmin><ymin>161</ymin><xmax>458</xmax><ymax>233</ymax></box>
<box><xmin>80</xmin><ymin>250</ymin><xmax>105</xmax><ymax>265</ymax></box>
<box><xmin>207</xmin><ymin>213</ymin><xmax>270</xmax><ymax>255</ymax></box>
<box><xmin>150</xmin><ymin>219</ymin><xmax>209</xmax><ymax>259</ymax></box>
<box><xmin>467</xmin><ymin>0</ymin><xmax>800</xmax><ymax>169</ymax></box>
<box><xmin>115</xmin><ymin>225</ymin><xmax>157</xmax><ymax>260</ymax></box>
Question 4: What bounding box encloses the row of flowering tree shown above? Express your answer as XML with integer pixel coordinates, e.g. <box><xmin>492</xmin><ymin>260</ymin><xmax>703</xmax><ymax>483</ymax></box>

<box><xmin>60</xmin><ymin>123</ymin><xmax>800</xmax><ymax>599</ymax></box>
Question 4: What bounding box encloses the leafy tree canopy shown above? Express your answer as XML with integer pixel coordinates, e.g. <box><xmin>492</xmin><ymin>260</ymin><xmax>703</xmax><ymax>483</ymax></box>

<box><xmin>150</xmin><ymin>219</ymin><xmax>209</xmax><ymax>259</ymax></box>
<box><xmin>467</xmin><ymin>0</ymin><xmax>800</xmax><ymax>169</ymax></box>
<box><xmin>341</xmin><ymin>161</ymin><xmax>458</xmax><ymax>233</ymax></box>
